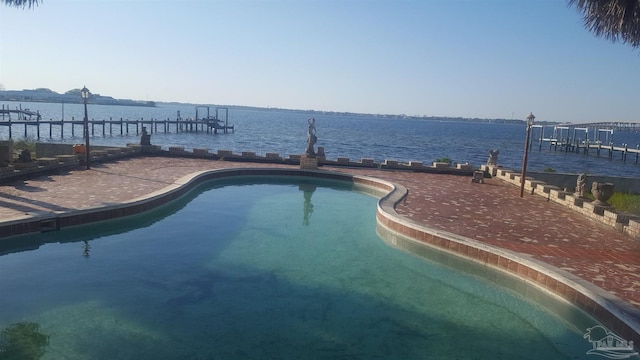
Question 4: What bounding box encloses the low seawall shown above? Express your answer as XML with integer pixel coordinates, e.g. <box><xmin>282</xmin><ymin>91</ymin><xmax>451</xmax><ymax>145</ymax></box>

<box><xmin>529</xmin><ymin>171</ymin><xmax>640</xmax><ymax>195</ymax></box>
<box><xmin>1</xmin><ymin>142</ymin><xmax>475</xmax><ymax>184</ymax></box>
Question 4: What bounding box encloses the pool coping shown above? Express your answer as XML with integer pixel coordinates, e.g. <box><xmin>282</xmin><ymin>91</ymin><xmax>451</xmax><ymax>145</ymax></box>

<box><xmin>374</xmin><ymin>178</ymin><xmax>640</xmax><ymax>350</ymax></box>
<box><xmin>0</xmin><ymin>166</ymin><xmax>638</xmax><ymax>348</ymax></box>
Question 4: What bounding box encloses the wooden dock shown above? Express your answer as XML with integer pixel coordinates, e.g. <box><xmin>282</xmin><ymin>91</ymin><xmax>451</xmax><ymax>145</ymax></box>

<box><xmin>529</xmin><ymin>124</ymin><xmax>640</xmax><ymax>164</ymax></box>
<box><xmin>0</xmin><ymin>106</ymin><xmax>234</xmax><ymax>139</ymax></box>
<box><xmin>0</xmin><ymin>105</ymin><xmax>41</xmax><ymax>121</ymax></box>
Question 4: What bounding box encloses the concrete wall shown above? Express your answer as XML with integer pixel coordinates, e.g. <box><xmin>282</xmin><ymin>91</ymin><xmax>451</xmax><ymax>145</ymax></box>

<box><xmin>36</xmin><ymin>143</ymin><xmax>73</xmax><ymax>158</ymax></box>
<box><xmin>528</xmin><ymin>171</ymin><xmax>640</xmax><ymax>195</ymax></box>
<box><xmin>0</xmin><ymin>141</ymin><xmax>13</xmax><ymax>164</ymax></box>
<box><xmin>35</xmin><ymin>143</ymin><xmax>120</xmax><ymax>158</ymax></box>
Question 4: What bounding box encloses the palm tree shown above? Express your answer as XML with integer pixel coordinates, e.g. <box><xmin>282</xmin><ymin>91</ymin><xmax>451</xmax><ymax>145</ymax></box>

<box><xmin>568</xmin><ymin>0</ymin><xmax>640</xmax><ymax>48</ymax></box>
<box><xmin>1</xmin><ymin>0</ymin><xmax>40</xmax><ymax>8</ymax></box>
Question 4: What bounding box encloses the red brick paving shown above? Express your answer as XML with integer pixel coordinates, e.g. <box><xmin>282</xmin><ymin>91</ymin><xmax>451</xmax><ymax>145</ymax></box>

<box><xmin>1</xmin><ymin>157</ymin><xmax>639</xmax><ymax>310</ymax></box>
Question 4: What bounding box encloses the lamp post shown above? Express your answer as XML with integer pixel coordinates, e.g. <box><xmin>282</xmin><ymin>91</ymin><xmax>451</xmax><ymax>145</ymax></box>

<box><xmin>519</xmin><ymin>112</ymin><xmax>535</xmax><ymax>197</ymax></box>
<box><xmin>81</xmin><ymin>86</ymin><xmax>91</xmax><ymax>170</ymax></box>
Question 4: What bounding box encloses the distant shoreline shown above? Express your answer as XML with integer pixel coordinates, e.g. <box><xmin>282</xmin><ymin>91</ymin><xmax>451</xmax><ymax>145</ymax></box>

<box><xmin>0</xmin><ymin>89</ymin><xmax>155</xmax><ymax>108</ymax></box>
<box><xmin>1</xmin><ymin>92</ymin><xmax>561</xmax><ymax>125</ymax></box>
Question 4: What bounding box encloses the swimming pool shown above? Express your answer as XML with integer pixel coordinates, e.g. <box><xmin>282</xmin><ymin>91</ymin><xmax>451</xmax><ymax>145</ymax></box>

<box><xmin>0</xmin><ymin>177</ymin><xmax>607</xmax><ymax>359</ymax></box>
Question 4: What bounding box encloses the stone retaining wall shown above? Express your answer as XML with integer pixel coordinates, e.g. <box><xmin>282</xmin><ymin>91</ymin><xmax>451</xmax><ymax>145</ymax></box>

<box><xmin>483</xmin><ymin>165</ymin><xmax>640</xmax><ymax>239</ymax></box>
<box><xmin>0</xmin><ymin>144</ymin><xmax>142</xmax><ymax>182</ymax></box>
<box><xmin>2</xmin><ymin>143</ymin><xmax>475</xmax><ymax>182</ymax></box>
<box><xmin>528</xmin><ymin>171</ymin><xmax>640</xmax><ymax>195</ymax></box>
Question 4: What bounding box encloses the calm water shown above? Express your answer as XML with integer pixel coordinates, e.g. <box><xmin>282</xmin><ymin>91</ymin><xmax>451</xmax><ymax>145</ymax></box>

<box><xmin>0</xmin><ymin>178</ymin><xmax>601</xmax><ymax>359</ymax></box>
<box><xmin>2</xmin><ymin>101</ymin><xmax>640</xmax><ymax>177</ymax></box>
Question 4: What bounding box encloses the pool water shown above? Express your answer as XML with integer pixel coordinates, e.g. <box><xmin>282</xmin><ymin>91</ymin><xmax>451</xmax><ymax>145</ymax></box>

<box><xmin>0</xmin><ymin>178</ymin><xmax>604</xmax><ymax>359</ymax></box>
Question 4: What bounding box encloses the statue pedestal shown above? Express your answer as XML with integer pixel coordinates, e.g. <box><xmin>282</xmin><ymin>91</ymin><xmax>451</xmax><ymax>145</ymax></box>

<box><xmin>300</xmin><ymin>155</ymin><xmax>318</xmax><ymax>170</ymax></box>
<box><xmin>141</xmin><ymin>145</ymin><xmax>162</xmax><ymax>153</ymax></box>
<box><xmin>12</xmin><ymin>161</ymin><xmax>38</xmax><ymax>170</ymax></box>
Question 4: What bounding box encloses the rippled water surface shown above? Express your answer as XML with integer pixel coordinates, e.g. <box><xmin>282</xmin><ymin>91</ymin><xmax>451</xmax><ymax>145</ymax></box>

<box><xmin>2</xmin><ymin>101</ymin><xmax>639</xmax><ymax>177</ymax></box>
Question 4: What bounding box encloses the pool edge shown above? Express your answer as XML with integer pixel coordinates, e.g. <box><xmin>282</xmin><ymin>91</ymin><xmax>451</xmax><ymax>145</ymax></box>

<box><xmin>1</xmin><ymin>166</ymin><xmax>638</xmax><ymax>349</ymax></box>
<box><xmin>374</xmin><ymin>177</ymin><xmax>640</xmax><ymax>350</ymax></box>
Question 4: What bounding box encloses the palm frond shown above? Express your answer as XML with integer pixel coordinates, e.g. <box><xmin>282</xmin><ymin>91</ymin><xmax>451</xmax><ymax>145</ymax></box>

<box><xmin>2</xmin><ymin>0</ymin><xmax>41</xmax><ymax>8</ymax></box>
<box><xmin>568</xmin><ymin>0</ymin><xmax>640</xmax><ymax>48</ymax></box>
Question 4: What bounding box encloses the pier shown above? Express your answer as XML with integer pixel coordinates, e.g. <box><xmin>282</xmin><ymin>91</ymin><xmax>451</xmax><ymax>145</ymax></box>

<box><xmin>0</xmin><ymin>106</ymin><xmax>234</xmax><ymax>139</ymax></box>
<box><xmin>566</xmin><ymin>121</ymin><xmax>640</xmax><ymax>132</ymax></box>
<box><xmin>0</xmin><ymin>104</ymin><xmax>41</xmax><ymax>121</ymax></box>
<box><xmin>195</xmin><ymin>106</ymin><xmax>233</xmax><ymax>134</ymax></box>
<box><xmin>529</xmin><ymin>122</ymin><xmax>640</xmax><ymax>164</ymax></box>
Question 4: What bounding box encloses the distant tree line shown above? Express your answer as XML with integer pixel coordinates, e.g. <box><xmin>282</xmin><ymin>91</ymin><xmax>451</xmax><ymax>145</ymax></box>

<box><xmin>0</xmin><ymin>88</ymin><xmax>156</xmax><ymax>107</ymax></box>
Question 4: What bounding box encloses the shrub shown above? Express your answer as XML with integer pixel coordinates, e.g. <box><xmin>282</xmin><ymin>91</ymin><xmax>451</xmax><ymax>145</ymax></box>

<box><xmin>608</xmin><ymin>192</ymin><xmax>640</xmax><ymax>215</ymax></box>
<box><xmin>11</xmin><ymin>138</ymin><xmax>36</xmax><ymax>155</ymax></box>
<box><xmin>585</xmin><ymin>191</ymin><xmax>640</xmax><ymax>215</ymax></box>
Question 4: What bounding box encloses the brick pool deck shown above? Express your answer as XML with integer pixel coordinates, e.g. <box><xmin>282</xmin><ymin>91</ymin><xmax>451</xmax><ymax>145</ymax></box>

<box><xmin>0</xmin><ymin>156</ymin><xmax>639</xmax><ymax>315</ymax></box>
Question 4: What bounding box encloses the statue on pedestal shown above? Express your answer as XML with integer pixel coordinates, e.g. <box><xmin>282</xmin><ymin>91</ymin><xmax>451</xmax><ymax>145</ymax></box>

<box><xmin>140</xmin><ymin>126</ymin><xmax>151</xmax><ymax>146</ymax></box>
<box><xmin>305</xmin><ymin>118</ymin><xmax>317</xmax><ymax>158</ymax></box>
<box><xmin>487</xmin><ymin>149</ymin><xmax>499</xmax><ymax>166</ymax></box>
<box><xmin>576</xmin><ymin>173</ymin><xmax>587</xmax><ymax>197</ymax></box>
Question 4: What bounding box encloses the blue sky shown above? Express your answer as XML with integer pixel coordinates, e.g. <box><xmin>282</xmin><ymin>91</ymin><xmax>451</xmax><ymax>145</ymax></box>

<box><xmin>1</xmin><ymin>0</ymin><xmax>639</xmax><ymax>123</ymax></box>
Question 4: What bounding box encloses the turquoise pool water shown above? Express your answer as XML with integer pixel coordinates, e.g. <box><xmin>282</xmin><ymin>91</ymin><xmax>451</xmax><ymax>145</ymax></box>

<box><xmin>0</xmin><ymin>178</ymin><xmax>606</xmax><ymax>359</ymax></box>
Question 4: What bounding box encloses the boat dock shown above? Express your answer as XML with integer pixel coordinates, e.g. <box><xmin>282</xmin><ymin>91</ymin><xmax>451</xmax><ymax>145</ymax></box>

<box><xmin>0</xmin><ymin>104</ymin><xmax>41</xmax><ymax>121</ymax></box>
<box><xmin>0</xmin><ymin>106</ymin><xmax>233</xmax><ymax>139</ymax></box>
<box><xmin>530</xmin><ymin>123</ymin><xmax>640</xmax><ymax>164</ymax></box>
<box><xmin>195</xmin><ymin>106</ymin><xmax>233</xmax><ymax>134</ymax></box>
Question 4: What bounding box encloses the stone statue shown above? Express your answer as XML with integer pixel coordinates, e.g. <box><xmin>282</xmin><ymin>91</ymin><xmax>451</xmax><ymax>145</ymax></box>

<box><xmin>487</xmin><ymin>149</ymin><xmax>499</xmax><ymax>166</ymax></box>
<box><xmin>576</xmin><ymin>173</ymin><xmax>587</xmax><ymax>197</ymax></box>
<box><xmin>305</xmin><ymin>118</ymin><xmax>317</xmax><ymax>158</ymax></box>
<box><xmin>140</xmin><ymin>126</ymin><xmax>151</xmax><ymax>146</ymax></box>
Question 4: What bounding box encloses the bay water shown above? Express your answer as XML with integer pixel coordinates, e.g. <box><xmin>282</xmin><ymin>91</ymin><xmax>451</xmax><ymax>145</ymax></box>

<box><xmin>2</xmin><ymin>101</ymin><xmax>639</xmax><ymax>178</ymax></box>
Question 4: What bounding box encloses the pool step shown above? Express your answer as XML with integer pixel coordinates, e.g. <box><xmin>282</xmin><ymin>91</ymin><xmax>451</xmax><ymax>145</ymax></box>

<box><xmin>39</xmin><ymin>218</ymin><xmax>60</xmax><ymax>232</ymax></box>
